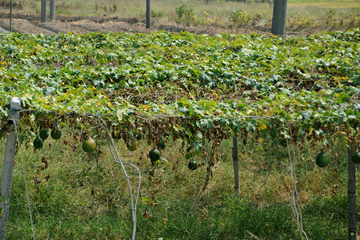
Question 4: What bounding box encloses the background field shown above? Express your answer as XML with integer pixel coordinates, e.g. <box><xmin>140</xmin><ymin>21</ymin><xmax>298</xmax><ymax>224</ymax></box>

<box><xmin>1</xmin><ymin>0</ymin><xmax>360</xmax><ymax>35</ymax></box>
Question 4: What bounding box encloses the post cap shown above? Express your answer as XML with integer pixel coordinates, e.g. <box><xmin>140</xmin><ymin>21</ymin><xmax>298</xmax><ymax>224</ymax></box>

<box><xmin>10</xmin><ymin>97</ymin><xmax>21</xmax><ymax>111</ymax></box>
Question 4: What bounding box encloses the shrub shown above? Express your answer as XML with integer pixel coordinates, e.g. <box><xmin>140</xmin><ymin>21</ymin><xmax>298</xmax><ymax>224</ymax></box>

<box><xmin>175</xmin><ymin>4</ymin><xmax>194</xmax><ymax>19</ymax></box>
<box><xmin>229</xmin><ymin>10</ymin><xmax>252</xmax><ymax>26</ymax></box>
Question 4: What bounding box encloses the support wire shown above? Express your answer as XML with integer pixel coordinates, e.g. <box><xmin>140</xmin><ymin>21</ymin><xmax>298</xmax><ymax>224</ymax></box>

<box><xmin>286</xmin><ymin>138</ymin><xmax>308</xmax><ymax>240</ymax></box>
<box><xmin>14</xmin><ymin>121</ymin><xmax>36</xmax><ymax>240</ymax></box>
<box><xmin>95</xmin><ymin>116</ymin><xmax>141</xmax><ymax>240</ymax></box>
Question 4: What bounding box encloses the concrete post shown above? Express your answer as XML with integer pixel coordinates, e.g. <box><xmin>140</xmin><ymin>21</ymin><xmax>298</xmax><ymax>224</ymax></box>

<box><xmin>0</xmin><ymin>97</ymin><xmax>21</xmax><ymax>239</ymax></box>
<box><xmin>271</xmin><ymin>0</ymin><xmax>287</xmax><ymax>36</ymax></box>
<box><xmin>41</xmin><ymin>0</ymin><xmax>47</xmax><ymax>22</ymax></box>
<box><xmin>146</xmin><ymin>0</ymin><xmax>150</xmax><ymax>28</ymax></box>
<box><xmin>50</xmin><ymin>0</ymin><xmax>55</xmax><ymax>21</ymax></box>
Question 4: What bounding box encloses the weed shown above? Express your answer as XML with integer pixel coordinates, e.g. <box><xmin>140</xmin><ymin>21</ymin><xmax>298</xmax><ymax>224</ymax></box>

<box><xmin>325</xmin><ymin>8</ymin><xmax>337</xmax><ymax>27</ymax></box>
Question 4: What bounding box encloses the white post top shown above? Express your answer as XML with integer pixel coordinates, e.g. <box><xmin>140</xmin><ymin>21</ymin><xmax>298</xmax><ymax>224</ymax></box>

<box><xmin>10</xmin><ymin>97</ymin><xmax>21</xmax><ymax>111</ymax></box>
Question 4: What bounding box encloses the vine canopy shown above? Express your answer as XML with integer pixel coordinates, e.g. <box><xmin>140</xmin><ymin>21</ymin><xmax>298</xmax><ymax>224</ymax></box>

<box><xmin>1</xmin><ymin>29</ymin><xmax>360</xmax><ymax>153</ymax></box>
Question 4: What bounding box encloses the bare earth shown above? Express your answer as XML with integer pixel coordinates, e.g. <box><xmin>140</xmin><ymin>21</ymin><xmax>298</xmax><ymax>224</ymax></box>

<box><xmin>0</xmin><ymin>13</ymin><xmax>272</xmax><ymax>36</ymax></box>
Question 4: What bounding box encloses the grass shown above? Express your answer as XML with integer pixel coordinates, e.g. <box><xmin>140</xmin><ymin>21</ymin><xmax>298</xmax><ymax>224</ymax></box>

<box><xmin>1</xmin><ymin>0</ymin><xmax>360</xmax><ymax>33</ymax></box>
<box><xmin>0</xmin><ymin>126</ymin><xmax>359</xmax><ymax>239</ymax></box>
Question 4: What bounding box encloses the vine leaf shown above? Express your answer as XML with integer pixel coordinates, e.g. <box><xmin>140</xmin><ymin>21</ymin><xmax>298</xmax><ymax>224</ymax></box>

<box><xmin>115</xmin><ymin>108</ymin><xmax>127</xmax><ymax>121</ymax></box>
<box><xmin>193</xmin><ymin>141</ymin><xmax>203</xmax><ymax>152</ymax></box>
<box><xmin>301</xmin><ymin>110</ymin><xmax>312</xmax><ymax>120</ymax></box>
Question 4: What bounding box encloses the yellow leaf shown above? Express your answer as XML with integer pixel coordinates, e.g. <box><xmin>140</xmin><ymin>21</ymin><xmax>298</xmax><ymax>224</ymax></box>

<box><xmin>257</xmin><ymin>123</ymin><xmax>267</xmax><ymax>131</ymax></box>
<box><xmin>142</xmin><ymin>197</ymin><xmax>151</xmax><ymax>204</ymax></box>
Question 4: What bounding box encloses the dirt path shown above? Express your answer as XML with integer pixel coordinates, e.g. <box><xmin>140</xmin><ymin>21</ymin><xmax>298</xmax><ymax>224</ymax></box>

<box><xmin>0</xmin><ymin>13</ymin><xmax>272</xmax><ymax>36</ymax></box>
<box><xmin>0</xmin><ymin>18</ymin><xmax>56</xmax><ymax>35</ymax></box>
<box><xmin>0</xmin><ymin>26</ymin><xmax>8</xmax><ymax>33</ymax></box>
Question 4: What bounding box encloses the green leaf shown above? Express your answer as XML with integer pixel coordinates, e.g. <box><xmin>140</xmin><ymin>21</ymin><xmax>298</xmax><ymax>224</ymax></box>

<box><xmin>196</xmin><ymin>119</ymin><xmax>209</xmax><ymax>131</ymax></box>
<box><xmin>193</xmin><ymin>141</ymin><xmax>203</xmax><ymax>152</ymax></box>
<box><xmin>195</xmin><ymin>131</ymin><xmax>203</xmax><ymax>139</ymax></box>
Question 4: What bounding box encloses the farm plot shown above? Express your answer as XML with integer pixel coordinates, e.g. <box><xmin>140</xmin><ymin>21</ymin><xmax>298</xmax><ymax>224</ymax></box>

<box><xmin>0</xmin><ymin>29</ymin><xmax>360</xmax><ymax>239</ymax></box>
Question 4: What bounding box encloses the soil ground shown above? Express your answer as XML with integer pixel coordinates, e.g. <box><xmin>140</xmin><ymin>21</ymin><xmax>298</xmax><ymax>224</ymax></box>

<box><xmin>0</xmin><ymin>13</ymin><xmax>273</xmax><ymax>36</ymax></box>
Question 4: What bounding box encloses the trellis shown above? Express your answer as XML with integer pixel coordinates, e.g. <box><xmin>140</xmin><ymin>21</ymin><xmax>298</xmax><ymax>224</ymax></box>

<box><xmin>0</xmin><ymin>97</ymin><xmax>357</xmax><ymax>239</ymax></box>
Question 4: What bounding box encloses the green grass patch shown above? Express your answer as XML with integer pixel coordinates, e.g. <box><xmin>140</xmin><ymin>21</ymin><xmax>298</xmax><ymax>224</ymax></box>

<box><xmin>0</xmin><ymin>132</ymin><xmax>358</xmax><ymax>239</ymax></box>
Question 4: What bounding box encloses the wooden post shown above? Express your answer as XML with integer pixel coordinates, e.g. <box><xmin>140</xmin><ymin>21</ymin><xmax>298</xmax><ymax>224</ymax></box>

<box><xmin>50</xmin><ymin>0</ymin><xmax>55</xmax><ymax>21</ymax></box>
<box><xmin>271</xmin><ymin>0</ymin><xmax>287</xmax><ymax>36</ymax></box>
<box><xmin>0</xmin><ymin>97</ymin><xmax>21</xmax><ymax>240</ymax></box>
<box><xmin>146</xmin><ymin>0</ymin><xmax>150</xmax><ymax>29</ymax></box>
<box><xmin>9</xmin><ymin>0</ymin><xmax>12</xmax><ymax>32</ymax></box>
<box><xmin>232</xmin><ymin>135</ymin><xmax>240</xmax><ymax>196</ymax></box>
<box><xmin>348</xmin><ymin>146</ymin><xmax>356</xmax><ymax>240</ymax></box>
<box><xmin>41</xmin><ymin>0</ymin><xmax>47</xmax><ymax>22</ymax></box>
